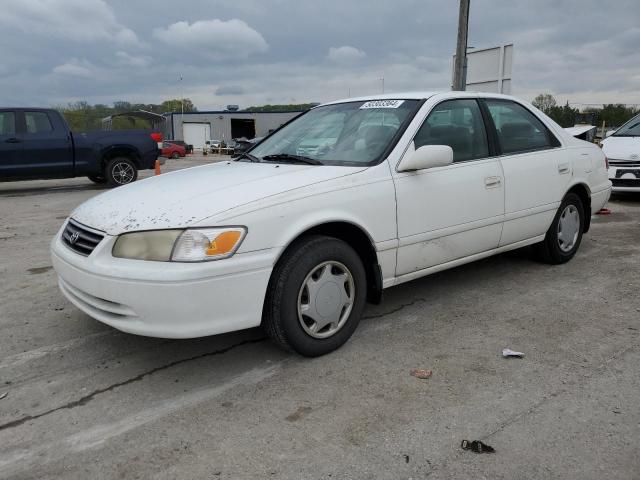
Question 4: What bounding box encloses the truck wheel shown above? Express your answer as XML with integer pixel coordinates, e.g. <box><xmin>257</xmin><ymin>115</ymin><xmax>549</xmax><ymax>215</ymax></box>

<box><xmin>105</xmin><ymin>157</ymin><xmax>138</xmax><ymax>187</ymax></box>
<box><xmin>87</xmin><ymin>175</ymin><xmax>107</xmax><ymax>184</ymax></box>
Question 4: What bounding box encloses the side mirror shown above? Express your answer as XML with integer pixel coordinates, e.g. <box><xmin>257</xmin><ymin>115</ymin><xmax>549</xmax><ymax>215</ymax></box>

<box><xmin>397</xmin><ymin>144</ymin><xmax>453</xmax><ymax>172</ymax></box>
<box><xmin>605</xmin><ymin>130</ymin><xmax>615</xmax><ymax>138</ymax></box>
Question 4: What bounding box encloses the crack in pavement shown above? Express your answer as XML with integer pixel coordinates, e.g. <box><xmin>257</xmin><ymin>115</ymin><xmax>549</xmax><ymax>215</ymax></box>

<box><xmin>0</xmin><ymin>337</ymin><xmax>266</xmax><ymax>432</ymax></box>
<box><xmin>0</xmin><ymin>297</ymin><xmax>428</xmax><ymax>433</ymax></box>
<box><xmin>363</xmin><ymin>298</ymin><xmax>426</xmax><ymax>320</ymax></box>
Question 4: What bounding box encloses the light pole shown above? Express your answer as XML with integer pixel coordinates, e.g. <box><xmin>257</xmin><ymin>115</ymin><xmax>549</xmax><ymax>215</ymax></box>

<box><xmin>179</xmin><ymin>74</ymin><xmax>184</xmax><ymax>139</ymax></box>
<box><xmin>452</xmin><ymin>0</ymin><xmax>470</xmax><ymax>91</ymax></box>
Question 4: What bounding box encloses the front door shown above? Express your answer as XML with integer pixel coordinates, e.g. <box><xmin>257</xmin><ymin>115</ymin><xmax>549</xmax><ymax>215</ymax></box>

<box><xmin>393</xmin><ymin>98</ymin><xmax>505</xmax><ymax>276</ymax></box>
<box><xmin>19</xmin><ymin>110</ymin><xmax>74</xmax><ymax>179</ymax></box>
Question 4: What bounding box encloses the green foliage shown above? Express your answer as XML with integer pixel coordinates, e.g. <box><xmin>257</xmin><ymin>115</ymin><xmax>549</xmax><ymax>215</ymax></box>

<box><xmin>57</xmin><ymin>98</ymin><xmax>198</xmax><ymax>131</ymax></box>
<box><xmin>583</xmin><ymin>104</ymin><xmax>639</xmax><ymax>128</ymax></box>
<box><xmin>242</xmin><ymin>103</ymin><xmax>317</xmax><ymax>112</ymax></box>
<box><xmin>160</xmin><ymin>98</ymin><xmax>197</xmax><ymax>113</ymax></box>
<box><xmin>533</xmin><ymin>93</ymin><xmax>639</xmax><ymax>128</ymax></box>
<box><xmin>546</xmin><ymin>102</ymin><xmax>580</xmax><ymax>128</ymax></box>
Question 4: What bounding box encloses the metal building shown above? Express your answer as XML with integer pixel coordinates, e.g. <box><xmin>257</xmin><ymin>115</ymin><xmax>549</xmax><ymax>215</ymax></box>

<box><xmin>163</xmin><ymin>110</ymin><xmax>304</xmax><ymax>150</ymax></box>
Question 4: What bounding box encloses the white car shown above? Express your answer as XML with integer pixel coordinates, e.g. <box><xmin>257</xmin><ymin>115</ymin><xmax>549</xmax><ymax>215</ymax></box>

<box><xmin>51</xmin><ymin>92</ymin><xmax>611</xmax><ymax>356</ymax></box>
<box><xmin>601</xmin><ymin>113</ymin><xmax>640</xmax><ymax>192</ymax></box>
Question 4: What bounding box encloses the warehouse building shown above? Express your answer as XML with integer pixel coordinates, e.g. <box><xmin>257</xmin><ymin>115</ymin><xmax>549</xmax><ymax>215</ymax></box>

<box><xmin>163</xmin><ymin>109</ymin><xmax>305</xmax><ymax>150</ymax></box>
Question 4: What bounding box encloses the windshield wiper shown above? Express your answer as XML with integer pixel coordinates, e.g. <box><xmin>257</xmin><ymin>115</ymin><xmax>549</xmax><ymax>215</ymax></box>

<box><xmin>262</xmin><ymin>153</ymin><xmax>323</xmax><ymax>165</ymax></box>
<box><xmin>234</xmin><ymin>152</ymin><xmax>260</xmax><ymax>162</ymax></box>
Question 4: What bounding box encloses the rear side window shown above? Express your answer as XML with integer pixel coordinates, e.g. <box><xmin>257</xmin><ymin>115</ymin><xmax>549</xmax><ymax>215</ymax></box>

<box><xmin>414</xmin><ymin>99</ymin><xmax>489</xmax><ymax>163</ymax></box>
<box><xmin>0</xmin><ymin>112</ymin><xmax>15</xmax><ymax>135</ymax></box>
<box><xmin>25</xmin><ymin>111</ymin><xmax>53</xmax><ymax>134</ymax></box>
<box><xmin>485</xmin><ymin>100</ymin><xmax>555</xmax><ymax>154</ymax></box>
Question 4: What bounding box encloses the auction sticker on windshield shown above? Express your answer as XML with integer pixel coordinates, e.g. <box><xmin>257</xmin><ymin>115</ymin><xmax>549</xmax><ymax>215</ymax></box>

<box><xmin>360</xmin><ymin>100</ymin><xmax>405</xmax><ymax>109</ymax></box>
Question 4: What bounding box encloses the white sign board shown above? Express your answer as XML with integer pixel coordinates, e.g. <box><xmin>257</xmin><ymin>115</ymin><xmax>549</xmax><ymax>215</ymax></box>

<box><xmin>452</xmin><ymin>44</ymin><xmax>513</xmax><ymax>94</ymax></box>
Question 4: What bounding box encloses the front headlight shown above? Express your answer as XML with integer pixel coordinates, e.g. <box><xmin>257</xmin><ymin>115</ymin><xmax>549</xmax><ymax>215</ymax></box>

<box><xmin>112</xmin><ymin>227</ymin><xmax>247</xmax><ymax>262</ymax></box>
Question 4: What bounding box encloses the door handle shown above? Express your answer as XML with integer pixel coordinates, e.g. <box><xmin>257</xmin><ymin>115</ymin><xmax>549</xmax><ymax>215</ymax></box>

<box><xmin>5</xmin><ymin>137</ymin><xmax>21</xmax><ymax>143</ymax></box>
<box><xmin>558</xmin><ymin>162</ymin><xmax>570</xmax><ymax>174</ymax></box>
<box><xmin>484</xmin><ymin>176</ymin><xmax>502</xmax><ymax>188</ymax></box>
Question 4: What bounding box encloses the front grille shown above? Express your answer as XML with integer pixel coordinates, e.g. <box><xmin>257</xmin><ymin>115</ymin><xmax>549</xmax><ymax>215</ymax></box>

<box><xmin>61</xmin><ymin>219</ymin><xmax>104</xmax><ymax>256</ymax></box>
<box><xmin>609</xmin><ymin>160</ymin><xmax>640</xmax><ymax>167</ymax></box>
<box><xmin>612</xmin><ymin>178</ymin><xmax>640</xmax><ymax>187</ymax></box>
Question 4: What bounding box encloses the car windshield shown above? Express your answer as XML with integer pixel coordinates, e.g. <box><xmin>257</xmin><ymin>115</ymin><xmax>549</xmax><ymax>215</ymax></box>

<box><xmin>249</xmin><ymin>99</ymin><xmax>420</xmax><ymax>166</ymax></box>
<box><xmin>613</xmin><ymin>113</ymin><xmax>640</xmax><ymax>137</ymax></box>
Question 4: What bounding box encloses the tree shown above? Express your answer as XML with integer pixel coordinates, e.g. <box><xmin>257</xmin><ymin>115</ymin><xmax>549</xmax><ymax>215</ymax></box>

<box><xmin>160</xmin><ymin>98</ymin><xmax>196</xmax><ymax>113</ymax></box>
<box><xmin>546</xmin><ymin>101</ymin><xmax>580</xmax><ymax>128</ymax></box>
<box><xmin>532</xmin><ymin>93</ymin><xmax>557</xmax><ymax>113</ymax></box>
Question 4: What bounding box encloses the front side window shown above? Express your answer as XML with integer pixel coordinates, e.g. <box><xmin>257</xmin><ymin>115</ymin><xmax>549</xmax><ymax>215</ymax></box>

<box><xmin>25</xmin><ymin>111</ymin><xmax>53</xmax><ymax>134</ymax></box>
<box><xmin>413</xmin><ymin>99</ymin><xmax>489</xmax><ymax>163</ymax></box>
<box><xmin>0</xmin><ymin>112</ymin><xmax>16</xmax><ymax>135</ymax></box>
<box><xmin>486</xmin><ymin>100</ymin><xmax>554</xmax><ymax>154</ymax></box>
<box><xmin>250</xmin><ymin>100</ymin><xmax>420</xmax><ymax>166</ymax></box>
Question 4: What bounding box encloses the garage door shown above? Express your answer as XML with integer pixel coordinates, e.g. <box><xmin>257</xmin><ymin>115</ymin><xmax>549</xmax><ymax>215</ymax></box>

<box><xmin>183</xmin><ymin>123</ymin><xmax>211</xmax><ymax>151</ymax></box>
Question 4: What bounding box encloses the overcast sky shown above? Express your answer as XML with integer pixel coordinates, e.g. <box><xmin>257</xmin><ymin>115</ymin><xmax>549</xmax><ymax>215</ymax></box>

<box><xmin>0</xmin><ymin>0</ymin><xmax>638</xmax><ymax>110</ymax></box>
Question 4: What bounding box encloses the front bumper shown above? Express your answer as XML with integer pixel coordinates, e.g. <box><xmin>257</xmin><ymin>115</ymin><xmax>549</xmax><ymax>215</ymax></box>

<box><xmin>608</xmin><ymin>165</ymin><xmax>640</xmax><ymax>192</ymax></box>
<box><xmin>51</xmin><ymin>226</ymin><xmax>275</xmax><ymax>338</ymax></box>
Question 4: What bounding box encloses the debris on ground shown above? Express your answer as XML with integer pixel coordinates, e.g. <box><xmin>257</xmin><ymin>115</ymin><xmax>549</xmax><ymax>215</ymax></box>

<box><xmin>502</xmin><ymin>348</ymin><xmax>524</xmax><ymax>358</ymax></box>
<box><xmin>461</xmin><ymin>439</ymin><xmax>495</xmax><ymax>453</ymax></box>
<box><xmin>0</xmin><ymin>392</ymin><xmax>8</xmax><ymax>400</ymax></box>
<box><xmin>596</xmin><ymin>207</ymin><xmax>612</xmax><ymax>215</ymax></box>
<box><xmin>410</xmin><ymin>369</ymin><xmax>432</xmax><ymax>379</ymax></box>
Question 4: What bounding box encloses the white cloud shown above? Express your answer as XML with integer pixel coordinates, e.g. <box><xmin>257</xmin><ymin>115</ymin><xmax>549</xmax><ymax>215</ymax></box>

<box><xmin>153</xmin><ymin>19</ymin><xmax>268</xmax><ymax>59</ymax></box>
<box><xmin>0</xmin><ymin>0</ymin><xmax>140</xmax><ymax>46</ymax></box>
<box><xmin>114</xmin><ymin>51</ymin><xmax>153</xmax><ymax>68</ymax></box>
<box><xmin>52</xmin><ymin>59</ymin><xmax>94</xmax><ymax>78</ymax></box>
<box><xmin>327</xmin><ymin>46</ymin><xmax>366</xmax><ymax>63</ymax></box>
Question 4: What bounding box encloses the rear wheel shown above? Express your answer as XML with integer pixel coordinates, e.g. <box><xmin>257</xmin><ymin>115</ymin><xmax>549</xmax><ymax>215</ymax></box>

<box><xmin>263</xmin><ymin>235</ymin><xmax>367</xmax><ymax>357</ymax></box>
<box><xmin>105</xmin><ymin>157</ymin><xmax>138</xmax><ymax>188</ymax></box>
<box><xmin>535</xmin><ymin>192</ymin><xmax>584</xmax><ymax>264</ymax></box>
<box><xmin>171</xmin><ymin>151</ymin><xmax>180</xmax><ymax>159</ymax></box>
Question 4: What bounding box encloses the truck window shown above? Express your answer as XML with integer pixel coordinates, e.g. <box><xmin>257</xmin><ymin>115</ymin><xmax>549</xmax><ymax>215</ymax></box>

<box><xmin>0</xmin><ymin>112</ymin><xmax>15</xmax><ymax>135</ymax></box>
<box><xmin>25</xmin><ymin>111</ymin><xmax>53</xmax><ymax>134</ymax></box>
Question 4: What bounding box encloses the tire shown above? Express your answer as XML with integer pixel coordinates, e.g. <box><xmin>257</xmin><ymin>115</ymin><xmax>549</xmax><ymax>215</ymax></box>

<box><xmin>171</xmin><ymin>152</ymin><xmax>180</xmax><ymax>159</ymax></box>
<box><xmin>535</xmin><ymin>192</ymin><xmax>584</xmax><ymax>264</ymax></box>
<box><xmin>263</xmin><ymin>235</ymin><xmax>367</xmax><ymax>357</ymax></box>
<box><xmin>105</xmin><ymin>157</ymin><xmax>138</xmax><ymax>188</ymax></box>
<box><xmin>87</xmin><ymin>175</ymin><xmax>107</xmax><ymax>184</ymax></box>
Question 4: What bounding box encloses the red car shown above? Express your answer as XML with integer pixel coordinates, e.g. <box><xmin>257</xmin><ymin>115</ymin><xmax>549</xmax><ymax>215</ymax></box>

<box><xmin>161</xmin><ymin>142</ymin><xmax>186</xmax><ymax>159</ymax></box>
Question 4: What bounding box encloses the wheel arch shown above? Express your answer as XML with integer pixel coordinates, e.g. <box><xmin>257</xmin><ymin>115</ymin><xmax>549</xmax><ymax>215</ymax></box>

<box><xmin>272</xmin><ymin>220</ymin><xmax>383</xmax><ymax>304</ymax></box>
<box><xmin>565</xmin><ymin>182</ymin><xmax>592</xmax><ymax>233</ymax></box>
<box><xmin>100</xmin><ymin>145</ymin><xmax>141</xmax><ymax>170</ymax></box>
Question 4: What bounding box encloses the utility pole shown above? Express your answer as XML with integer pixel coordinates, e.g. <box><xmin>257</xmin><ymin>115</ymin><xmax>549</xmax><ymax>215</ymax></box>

<box><xmin>452</xmin><ymin>0</ymin><xmax>470</xmax><ymax>91</ymax></box>
<box><xmin>179</xmin><ymin>74</ymin><xmax>184</xmax><ymax>140</ymax></box>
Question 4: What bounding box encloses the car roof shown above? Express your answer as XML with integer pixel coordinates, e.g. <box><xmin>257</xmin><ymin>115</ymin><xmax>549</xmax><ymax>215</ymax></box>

<box><xmin>320</xmin><ymin>91</ymin><xmax>521</xmax><ymax>107</ymax></box>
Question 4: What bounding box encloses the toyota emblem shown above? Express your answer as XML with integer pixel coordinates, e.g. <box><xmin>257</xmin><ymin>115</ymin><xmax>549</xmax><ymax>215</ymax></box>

<box><xmin>630</xmin><ymin>154</ymin><xmax>639</xmax><ymax>160</ymax></box>
<box><xmin>69</xmin><ymin>231</ymin><xmax>80</xmax><ymax>244</ymax></box>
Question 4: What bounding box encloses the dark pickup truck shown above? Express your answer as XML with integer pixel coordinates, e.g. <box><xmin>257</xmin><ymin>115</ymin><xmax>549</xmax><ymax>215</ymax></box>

<box><xmin>0</xmin><ymin>108</ymin><xmax>162</xmax><ymax>187</ymax></box>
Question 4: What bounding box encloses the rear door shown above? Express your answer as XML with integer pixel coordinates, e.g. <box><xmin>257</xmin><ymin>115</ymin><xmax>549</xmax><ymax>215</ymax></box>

<box><xmin>19</xmin><ymin>110</ymin><xmax>74</xmax><ymax>179</ymax></box>
<box><xmin>482</xmin><ymin>99</ymin><xmax>570</xmax><ymax>246</ymax></box>
<box><xmin>0</xmin><ymin>110</ymin><xmax>24</xmax><ymax>180</ymax></box>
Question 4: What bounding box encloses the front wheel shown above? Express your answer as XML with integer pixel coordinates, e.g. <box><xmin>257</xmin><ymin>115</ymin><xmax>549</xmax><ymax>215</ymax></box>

<box><xmin>535</xmin><ymin>192</ymin><xmax>584</xmax><ymax>264</ymax></box>
<box><xmin>263</xmin><ymin>235</ymin><xmax>367</xmax><ymax>357</ymax></box>
<box><xmin>105</xmin><ymin>157</ymin><xmax>138</xmax><ymax>188</ymax></box>
<box><xmin>171</xmin><ymin>151</ymin><xmax>180</xmax><ymax>159</ymax></box>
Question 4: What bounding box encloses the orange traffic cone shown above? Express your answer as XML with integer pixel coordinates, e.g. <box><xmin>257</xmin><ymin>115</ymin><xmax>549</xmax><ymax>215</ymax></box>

<box><xmin>154</xmin><ymin>159</ymin><xmax>161</xmax><ymax>175</ymax></box>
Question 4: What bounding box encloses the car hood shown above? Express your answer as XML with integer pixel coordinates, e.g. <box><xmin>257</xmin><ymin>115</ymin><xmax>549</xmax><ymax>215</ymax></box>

<box><xmin>601</xmin><ymin>136</ymin><xmax>640</xmax><ymax>161</ymax></box>
<box><xmin>71</xmin><ymin>161</ymin><xmax>366</xmax><ymax>235</ymax></box>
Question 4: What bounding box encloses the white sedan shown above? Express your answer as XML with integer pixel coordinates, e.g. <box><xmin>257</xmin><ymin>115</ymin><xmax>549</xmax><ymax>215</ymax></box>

<box><xmin>601</xmin><ymin>113</ymin><xmax>640</xmax><ymax>192</ymax></box>
<box><xmin>51</xmin><ymin>92</ymin><xmax>611</xmax><ymax>356</ymax></box>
